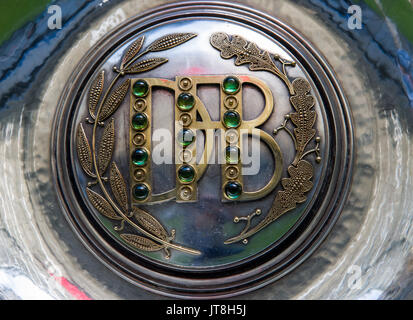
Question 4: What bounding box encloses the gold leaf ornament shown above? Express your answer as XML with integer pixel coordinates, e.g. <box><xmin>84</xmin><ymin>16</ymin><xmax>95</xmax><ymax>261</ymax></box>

<box><xmin>88</xmin><ymin>70</ymin><xmax>104</xmax><ymax>120</ymax></box>
<box><xmin>212</xmin><ymin>33</ymin><xmax>319</xmax><ymax>244</ymax></box>
<box><xmin>98</xmin><ymin>118</ymin><xmax>115</xmax><ymax>174</ymax></box>
<box><xmin>76</xmin><ymin>123</ymin><xmax>94</xmax><ymax>177</ymax></box>
<box><xmin>289</xmin><ymin>78</ymin><xmax>317</xmax><ymax>162</ymax></box>
<box><xmin>86</xmin><ymin>187</ymin><xmax>121</xmax><ymax>220</ymax></box>
<box><xmin>210</xmin><ymin>32</ymin><xmax>276</xmax><ymax>73</ymax></box>
<box><xmin>124</xmin><ymin>58</ymin><xmax>168</xmax><ymax>74</ymax></box>
<box><xmin>98</xmin><ymin>78</ymin><xmax>130</xmax><ymax>122</ymax></box>
<box><xmin>133</xmin><ymin>207</ymin><xmax>169</xmax><ymax>240</ymax></box>
<box><xmin>210</xmin><ymin>32</ymin><xmax>295</xmax><ymax>94</ymax></box>
<box><xmin>110</xmin><ymin>162</ymin><xmax>128</xmax><ymax>212</ymax></box>
<box><xmin>120</xmin><ymin>234</ymin><xmax>164</xmax><ymax>252</ymax></box>
<box><xmin>225</xmin><ymin>161</ymin><xmax>314</xmax><ymax>244</ymax></box>
<box><xmin>146</xmin><ymin>33</ymin><xmax>197</xmax><ymax>52</ymax></box>
<box><xmin>121</xmin><ymin>36</ymin><xmax>144</xmax><ymax>68</ymax></box>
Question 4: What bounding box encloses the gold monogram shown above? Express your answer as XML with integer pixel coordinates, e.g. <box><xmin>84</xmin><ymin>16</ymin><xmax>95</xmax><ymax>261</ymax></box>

<box><xmin>75</xmin><ymin>31</ymin><xmax>322</xmax><ymax>259</ymax></box>
<box><xmin>128</xmin><ymin>75</ymin><xmax>283</xmax><ymax>204</ymax></box>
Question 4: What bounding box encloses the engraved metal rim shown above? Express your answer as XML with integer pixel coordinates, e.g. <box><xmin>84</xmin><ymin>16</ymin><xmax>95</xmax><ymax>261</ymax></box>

<box><xmin>51</xmin><ymin>1</ymin><xmax>354</xmax><ymax>298</ymax></box>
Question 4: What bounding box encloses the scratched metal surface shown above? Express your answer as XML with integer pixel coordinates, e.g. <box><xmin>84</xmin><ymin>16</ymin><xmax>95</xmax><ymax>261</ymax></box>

<box><xmin>0</xmin><ymin>0</ymin><xmax>412</xmax><ymax>299</ymax></box>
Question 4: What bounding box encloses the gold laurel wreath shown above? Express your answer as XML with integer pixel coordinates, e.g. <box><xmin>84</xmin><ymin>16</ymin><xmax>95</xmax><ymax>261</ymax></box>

<box><xmin>76</xmin><ymin>33</ymin><xmax>200</xmax><ymax>259</ymax></box>
<box><xmin>210</xmin><ymin>32</ymin><xmax>321</xmax><ymax>244</ymax></box>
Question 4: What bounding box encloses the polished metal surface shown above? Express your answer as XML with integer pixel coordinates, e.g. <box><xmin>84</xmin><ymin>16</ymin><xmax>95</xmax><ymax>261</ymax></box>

<box><xmin>52</xmin><ymin>1</ymin><xmax>352</xmax><ymax>297</ymax></box>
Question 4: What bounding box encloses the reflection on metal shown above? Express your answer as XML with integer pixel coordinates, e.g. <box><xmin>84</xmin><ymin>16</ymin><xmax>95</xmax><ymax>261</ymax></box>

<box><xmin>53</xmin><ymin>1</ymin><xmax>354</xmax><ymax>298</ymax></box>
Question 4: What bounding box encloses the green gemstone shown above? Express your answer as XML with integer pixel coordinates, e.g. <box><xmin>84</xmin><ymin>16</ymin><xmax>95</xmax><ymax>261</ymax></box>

<box><xmin>131</xmin><ymin>148</ymin><xmax>148</xmax><ymax>166</ymax></box>
<box><xmin>133</xmin><ymin>184</ymin><xmax>149</xmax><ymax>200</ymax></box>
<box><xmin>131</xmin><ymin>113</ymin><xmax>148</xmax><ymax>130</ymax></box>
<box><xmin>178</xmin><ymin>165</ymin><xmax>195</xmax><ymax>183</ymax></box>
<box><xmin>132</xmin><ymin>80</ymin><xmax>149</xmax><ymax>97</ymax></box>
<box><xmin>177</xmin><ymin>93</ymin><xmax>195</xmax><ymax>111</ymax></box>
<box><xmin>224</xmin><ymin>181</ymin><xmax>242</xmax><ymax>199</ymax></box>
<box><xmin>223</xmin><ymin>110</ymin><xmax>241</xmax><ymax>128</ymax></box>
<box><xmin>177</xmin><ymin>128</ymin><xmax>195</xmax><ymax>147</ymax></box>
<box><xmin>225</xmin><ymin>146</ymin><xmax>240</xmax><ymax>164</ymax></box>
<box><xmin>223</xmin><ymin>76</ymin><xmax>240</xmax><ymax>94</ymax></box>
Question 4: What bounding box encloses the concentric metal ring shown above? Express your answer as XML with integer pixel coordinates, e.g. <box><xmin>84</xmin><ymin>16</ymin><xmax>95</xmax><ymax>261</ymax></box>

<box><xmin>52</xmin><ymin>1</ymin><xmax>353</xmax><ymax>298</ymax></box>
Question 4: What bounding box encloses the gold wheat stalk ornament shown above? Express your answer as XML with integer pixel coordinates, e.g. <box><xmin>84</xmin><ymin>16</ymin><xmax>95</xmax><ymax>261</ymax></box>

<box><xmin>76</xmin><ymin>33</ymin><xmax>200</xmax><ymax>258</ymax></box>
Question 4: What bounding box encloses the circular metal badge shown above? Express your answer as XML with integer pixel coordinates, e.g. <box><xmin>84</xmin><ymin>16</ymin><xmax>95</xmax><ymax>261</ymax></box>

<box><xmin>52</xmin><ymin>1</ymin><xmax>353</xmax><ymax>298</ymax></box>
